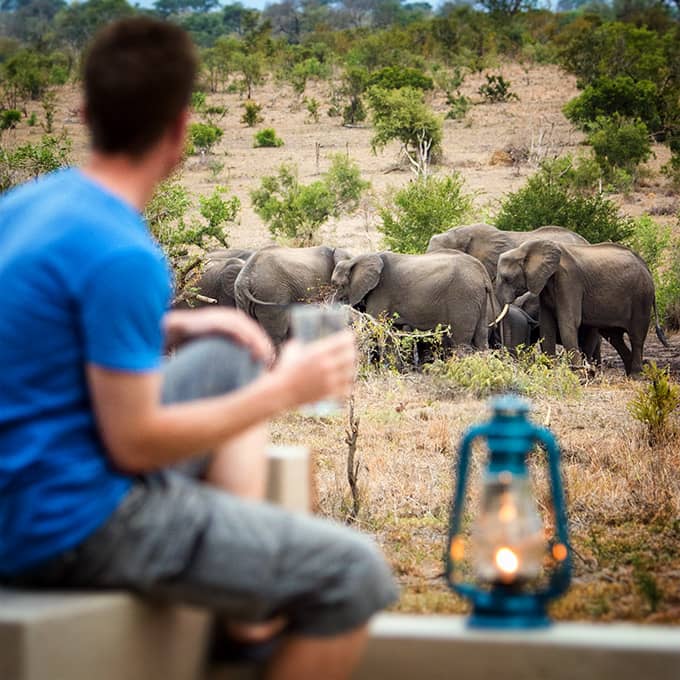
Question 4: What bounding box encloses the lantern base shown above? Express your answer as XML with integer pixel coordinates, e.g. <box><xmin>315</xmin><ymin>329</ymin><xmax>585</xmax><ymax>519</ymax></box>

<box><xmin>467</xmin><ymin>590</ymin><xmax>552</xmax><ymax>630</ymax></box>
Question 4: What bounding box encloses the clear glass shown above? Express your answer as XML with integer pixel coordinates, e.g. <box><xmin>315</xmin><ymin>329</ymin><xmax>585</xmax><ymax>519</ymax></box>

<box><xmin>470</xmin><ymin>470</ymin><xmax>545</xmax><ymax>585</ymax></box>
<box><xmin>289</xmin><ymin>304</ymin><xmax>349</xmax><ymax>417</ymax></box>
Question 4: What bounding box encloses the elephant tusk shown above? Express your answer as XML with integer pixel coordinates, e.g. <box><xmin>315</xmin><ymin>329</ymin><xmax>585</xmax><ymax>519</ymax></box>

<box><xmin>195</xmin><ymin>294</ymin><xmax>218</xmax><ymax>304</ymax></box>
<box><xmin>488</xmin><ymin>303</ymin><xmax>510</xmax><ymax>328</ymax></box>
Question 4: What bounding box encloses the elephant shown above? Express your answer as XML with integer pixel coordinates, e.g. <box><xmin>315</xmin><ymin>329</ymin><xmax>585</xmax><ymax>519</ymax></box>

<box><xmin>331</xmin><ymin>251</ymin><xmax>496</xmax><ymax>350</ymax></box>
<box><xmin>427</xmin><ymin>223</ymin><xmax>588</xmax><ymax>282</ymax></box>
<box><xmin>173</xmin><ymin>248</ymin><xmax>253</xmax><ymax>309</ymax></box>
<box><xmin>234</xmin><ymin>245</ymin><xmax>351</xmax><ymax>345</ymax></box>
<box><xmin>488</xmin><ymin>300</ymin><xmax>539</xmax><ymax>351</ymax></box>
<box><xmin>495</xmin><ymin>240</ymin><xmax>669</xmax><ymax>375</ymax></box>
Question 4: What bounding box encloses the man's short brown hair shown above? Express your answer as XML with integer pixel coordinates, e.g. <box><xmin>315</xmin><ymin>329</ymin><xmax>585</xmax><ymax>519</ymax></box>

<box><xmin>84</xmin><ymin>17</ymin><xmax>198</xmax><ymax>156</ymax></box>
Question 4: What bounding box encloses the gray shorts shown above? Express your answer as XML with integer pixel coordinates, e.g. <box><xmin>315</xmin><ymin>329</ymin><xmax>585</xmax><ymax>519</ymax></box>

<box><xmin>8</xmin><ymin>337</ymin><xmax>398</xmax><ymax>636</ymax></box>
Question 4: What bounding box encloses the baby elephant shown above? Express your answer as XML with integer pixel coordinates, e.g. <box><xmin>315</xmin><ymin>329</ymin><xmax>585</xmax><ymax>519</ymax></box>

<box><xmin>332</xmin><ymin>251</ymin><xmax>495</xmax><ymax>349</ymax></box>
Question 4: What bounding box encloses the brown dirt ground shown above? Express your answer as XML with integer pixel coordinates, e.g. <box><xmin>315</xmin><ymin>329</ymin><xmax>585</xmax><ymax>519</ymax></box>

<box><xmin>12</xmin><ymin>64</ymin><xmax>680</xmax><ymax>623</ymax></box>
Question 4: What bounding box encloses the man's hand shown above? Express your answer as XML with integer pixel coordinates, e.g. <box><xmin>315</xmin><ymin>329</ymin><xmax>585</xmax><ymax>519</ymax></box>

<box><xmin>272</xmin><ymin>331</ymin><xmax>357</xmax><ymax>408</ymax></box>
<box><xmin>163</xmin><ymin>308</ymin><xmax>274</xmax><ymax>366</ymax></box>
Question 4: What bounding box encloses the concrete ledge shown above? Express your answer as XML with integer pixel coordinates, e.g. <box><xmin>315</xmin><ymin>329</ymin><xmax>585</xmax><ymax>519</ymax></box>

<box><xmin>0</xmin><ymin>589</ymin><xmax>210</xmax><ymax>680</ymax></box>
<box><xmin>354</xmin><ymin>614</ymin><xmax>680</xmax><ymax>680</ymax></box>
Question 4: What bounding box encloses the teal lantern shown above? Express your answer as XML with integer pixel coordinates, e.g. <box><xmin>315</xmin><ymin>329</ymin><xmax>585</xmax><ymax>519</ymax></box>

<box><xmin>446</xmin><ymin>394</ymin><xmax>571</xmax><ymax>628</ymax></box>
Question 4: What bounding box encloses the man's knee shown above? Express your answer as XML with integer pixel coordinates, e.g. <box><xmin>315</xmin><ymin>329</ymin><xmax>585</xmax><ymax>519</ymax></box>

<box><xmin>162</xmin><ymin>336</ymin><xmax>263</xmax><ymax>404</ymax></box>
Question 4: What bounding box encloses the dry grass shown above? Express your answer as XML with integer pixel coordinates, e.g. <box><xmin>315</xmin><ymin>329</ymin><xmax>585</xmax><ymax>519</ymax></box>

<box><xmin>271</xmin><ymin>366</ymin><xmax>680</xmax><ymax>624</ymax></box>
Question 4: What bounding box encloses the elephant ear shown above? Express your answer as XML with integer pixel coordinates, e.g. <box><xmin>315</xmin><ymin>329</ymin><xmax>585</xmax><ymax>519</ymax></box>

<box><xmin>333</xmin><ymin>247</ymin><xmax>352</xmax><ymax>265</ymax></box>
<box><xmin>219</xmin><ymin>258</ymin><xmax>246</xmax><ymax>300</ymax></box>
<box><xmin>349</xmin><ymin>255</ymin><xmax>383</xmax><ymax>307</ymax></box>
<box><xmin>524</xmin><ymin>241</ymin><xmax>561</xmax><ymax>295</ymax></box>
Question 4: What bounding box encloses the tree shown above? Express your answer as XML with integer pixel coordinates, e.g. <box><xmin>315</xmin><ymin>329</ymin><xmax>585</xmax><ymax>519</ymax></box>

<box><xmin>55</xmin><ymin>0</ymin><xmax>135</xmax><ymax>51</ymax></box>
<box><xmin>367</xmin><ymin>86</ymin><xmax>442</xmax><ymax>177</ymax></box>
<box><xmin>234</xmin><ymin>52</ymin><xmax>264</xmax><ymax>98</ymax></box>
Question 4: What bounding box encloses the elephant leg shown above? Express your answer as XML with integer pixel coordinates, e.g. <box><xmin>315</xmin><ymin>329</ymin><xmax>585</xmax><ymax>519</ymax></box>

<box><xmin>628</xmin><ymin>329</ymin><xmax>646</xmax><ymax>376</ymax></box>
<box><xmin>473</xmin><ymin>311</ymin><xmax>489</xmax><ymax>350</ymax></box>
<box><xmin>602</xmin><ymin>329</ymin><xmax>633</xmax><ymax>375</ymax></box>
<box><xmin>538</xmin><ymin>305</ymin><xmax>558</xmax><ymax>356</ymax></box>
<box><xmin>578</xmin><ymin>327</ymin><xmax>601</xmax><ymax>365</ymax></box>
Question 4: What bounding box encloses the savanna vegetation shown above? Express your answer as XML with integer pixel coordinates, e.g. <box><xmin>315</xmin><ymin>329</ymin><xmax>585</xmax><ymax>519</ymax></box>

<box><xmin>1</xmin><ymin>0</ymin><xmax>679</xmax><ymax>623</ymax></box>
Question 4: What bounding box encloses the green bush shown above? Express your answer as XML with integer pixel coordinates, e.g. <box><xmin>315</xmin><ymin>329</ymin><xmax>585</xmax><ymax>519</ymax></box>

<box><xmin>445</xmin><ymin>93</ymin><xmax>471</xmax><ymax>120</ymax></box>
<box><xmin>289</xmin><ymin>57</ymin><xmax>330</xmax><ymax>95</ymax></box>
<box><xmin>240</xmin><ymin>100</ymin><xmax>263</xmax><ymax>127</ymax></box>
<box><xmin>0</xmin><ymin>109</ymin><xmax>21</xmax><ymax>131</ymax></box>
<box><xmin>628</xmin><ymin>362</ymin><xmax>680</xmax><ymax>445</ymax></box>
<box><xmin>189</xmin><ymin>122</ymin><xmax>223</xmax><ymax>155</ymax></box>
<box><xmin>341</xmin><ymin>66</ymin><xmax>368</xmax><ymax>126</ymax></box>
<box><xmin>251</xmin><ymin>164</ymin><xmax>333</xmax><ymax>245</ymax></box>
<box><xmin>587</xmin><ymin>116</ymin><xmax>652</xmax><ymax>178</ymax></box>
<box><xmin>494</xmin><ymin>158</ymin><xmax>633</xmax><ymax>243</ymax></box>
<box><xmin>367</xmin><ymin>66</ymin><xmax>434</xmax><ymax>92</ymax></box>
<box><xmin>304</xmin><ymin>97</ymin><xmax>320</xmax><ymax>123</ymax></box>
<box><xmin>251</xmin><ymin>158</ymin><xmax>369</xmax><ymax>245</ymax></box>
<box><xmin>478</xmin><ymin>74</ymin><xmax>518</xmax><ymax>103</ymax></box>
<box><xmin>0</xmin><ymin>133</ymin><xmax>72</xmax><ymax>192</ymax></box>
<box><xmin>378</xmin><ymin>173</ymin><xmax>473</xmax><ymax>253</ymax></box>
<box><xmin>563</xmin><ymin>76</ymin><xmax>660</xmax><ymax>133</ymax></box>
<box><xmin>253</xmin><ymin>128</ymin><xmax>284</xmax><ymax>148</ymax></box>
<box><xmin>426</xmin><ymin>346</ymin><xmax>581</xmax><ymax>399</ymax></box>
<box><xmin>367</xmin><ymin>86</ymin><xmax>443</xmax><ymax>177</ymax></box>
<box><xmin>323</xmin><ymin>154</ymin><xmax>370</xmax><ymax>214</ymax></box>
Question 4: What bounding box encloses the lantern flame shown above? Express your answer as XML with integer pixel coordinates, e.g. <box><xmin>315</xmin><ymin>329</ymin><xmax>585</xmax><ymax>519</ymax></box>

<box><xmin>494</xmin><ymin>547</ymin><xmax>519</xmax><ymax>576</ymax></box>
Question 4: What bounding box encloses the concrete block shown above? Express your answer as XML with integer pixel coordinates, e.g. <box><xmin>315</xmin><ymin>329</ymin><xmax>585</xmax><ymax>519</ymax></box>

<box><xmin>0</xmin><ymin>589</ymin><xmax>210</xmax><ymax>680</ymax></box>
<box><xmin>355</xmin><ymin>613</ymin><xmax>680</xmax><ymax>680</ymax></box>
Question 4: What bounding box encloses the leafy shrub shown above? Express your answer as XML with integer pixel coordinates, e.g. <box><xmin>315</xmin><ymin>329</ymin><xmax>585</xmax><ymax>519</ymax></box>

<box><xmin>146</xmin><ymin>178</ymin><xmax>240</xmax><ymax>299</ymax></box>
<box><xmin>0</xmin><ymin>133</ymin><xmax>72</xmax><ymax>192</ymax></box>
<box><xmin>367</xmin><ymin>86</ymin><xmax>443</xmax><ymax>177</ymax></box>
<box><xmin>378</xmin><ymin>173</ymin><xmax>473</xmax><ymax>253</ymax></box>
<box><xmin>367</xmin><ymin>66</ymin><xmax>434</xmax><ymax>92</ymax></box>
<box><xmin>341</xmin><ymin>66</ymin><xmax>368</xmax><ymax>125</ymax></box>
<box><xmin>324</xmin><ymin>153</ymin><xmax>370</xmax><ymax>214</ymax></box>
<box><xmin>251</xmin><ymin>164</ymin><xmax>333</xmax><ymax>245</ymax></box>
<box><xmin>191</xmin><ymin>91</ymin><xmax>207</xmax><ymax>111</ymax></box>
<box><xmin>304</xmin><ymin>97</ymin><xmax>320</xmax><ymax>123</ymax></box>
<box><xmin>289</xmin><ymin>57</ymin><xmax>330</xmax><ymax>95</ymax></box>
<box><xmin>628</xmin><ymin>362</ymin><xmax>680</xmax><ymax>445</ymax></box>
<box><xmin>426</xmin><ymin>346</ymin><xmax>581</xmax><ymax>399</ymax></box>
<box><xmin>241</xmin><ymin>100</ymin><xmax>263</xmax><ymax>127</ymax></box>
<box><xmin>626</xmin><ymin>216</ymin><xmax>680</xmax><ymax>329</ymax></box>
<box><xmin>251</xmin><ymin>158</ymin><xmax>369</xmax><ymax>245</ymax></box>
<box><xmin>189</xmin><ymin>122</ymin><xmax>223</xmax><ymax>155</ymax></box>
<box><xmin>445</xmin><ymin>93</ymin><xmax>471</xmax><ymax>120</ymax></box>
<box><xmin>587</xmin><ymin>116</ymin><xmax>652</xmax><ymax>178</ymax></box>
<box><xmin>478</xmin><ymin>74</ymin><xmax>518</xmax><ymax>103</ymax></box>
<box><xmin>253</xmin><ymin>128</ymin><xmax>284</xmax><ymax>148</ymax></box>
<box><xmin>563</xmin><ymin>76</ymin><xmax>660</xmax><ymax>133</ymax></box>
<box><xmin>0</xmin><ymin>109</ymin><xmax>21</xmax><ymax>131</ymax></box>
<box><xmin>494</xmin><ymin>158</ymin><xmax>633</xmax><ymax>243</ymax></box>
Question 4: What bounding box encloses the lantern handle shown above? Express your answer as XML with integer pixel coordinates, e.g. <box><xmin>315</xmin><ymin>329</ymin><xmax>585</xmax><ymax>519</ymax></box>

<box><xmin>532</xmin><ymin>426</ymin><xmax>572</xmax><ymax>598</ymax></box>
<box><xmin>446</xmin><ymin>423</ymin><xmax>488</xmax><ymax>595</ymax></box>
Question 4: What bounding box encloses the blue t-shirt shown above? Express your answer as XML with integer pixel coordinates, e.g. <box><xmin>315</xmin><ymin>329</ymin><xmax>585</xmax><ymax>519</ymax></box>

<box><xmin>0</xmin><ymin>168</ymin><xmax>171</xmax><ymax>575</ymax></box>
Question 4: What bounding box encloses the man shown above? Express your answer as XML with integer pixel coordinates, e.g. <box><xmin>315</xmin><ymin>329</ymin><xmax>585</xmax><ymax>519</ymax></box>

<box><xmin>0</xmin><ymin>17</ymin><xmax>397</xmax><ymax>679</ymax></box>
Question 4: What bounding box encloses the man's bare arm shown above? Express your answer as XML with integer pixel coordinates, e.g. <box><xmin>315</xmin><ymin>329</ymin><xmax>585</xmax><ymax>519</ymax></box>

<box><xmin>87</xmin><ymin>332</ymin><xmax>355</xmax><ymax>473</ymax></box>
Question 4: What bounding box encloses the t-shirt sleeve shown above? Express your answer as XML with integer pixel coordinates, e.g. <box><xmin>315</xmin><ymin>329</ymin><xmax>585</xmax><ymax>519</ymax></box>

<box><xmin>80</xmin><ymin>249</ymin><xmax>171</xmax><ymax>371</ymax></box>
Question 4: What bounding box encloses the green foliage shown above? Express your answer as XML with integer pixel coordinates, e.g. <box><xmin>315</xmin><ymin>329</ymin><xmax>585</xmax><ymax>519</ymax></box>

<box><xmin>478</xmin><ymin>74</ymin><xmax>518</xmax><ymax>103</ymax></box>
<box><xmin>189</xmin><ymin>122</ymin><xmax>223</xmax><ymax>155</ymax></box>
<box><xmin>27</xmin><ymin>112</ymin><xmax>37</xmax><ymax>127</ymax></box>
<box><xmin>563</xmin><ymin>76</ymin><xmax>660</xmax><ymax>133</ymax></box>
<box><xmin>445</xmin><ymin>93</ymin><xmax>471</xmax><ymax>120</ymax></box>
<box><xmin>41</xmin><ymin>89</ymin><xmax>57</xmax><ymax>134</ymax></box>
<box><xmin>233</xmin><ymin>52</ymin><xmax>264</xmax><ymax>99</ymax></box>
<box><xmin>628</xmin><ymin>362</ymin><xmax>680</xmax><ymax>445</ymax></box>
<box><xmin>367</xmin><ymin>86</ymin><xmax>442</xmax><ymax>176</ymax></box>
<box><xmin>146</xmin><ymin>178</ymin><xmax>240</xmax><ymax>296</ymax></box>
<box><xmin>495</xmin><ymin>157</ymin><xmax>633</xmax><ymax>243</ymax></box>
<box><xmin>626</xmin><ymin>216</ymin><xmax>680</xmax><ymax>329</ymax></box>
<box><xmin>0</xmin><ymin>109</ymin><xmax>21</xmax><ymax>131</ymax></box>
<box><xmin>289</xmin><ymin>57</ymin><xmax>331</xmax><ymax>95</ymax></box>
<box><xmin>191</xmin><ymin>91</ymin><xmax>207</xmax><ymax>112</ymax></box>
<box><xmin>587</xmin><ymin>116</ymin><xmax>652</xmax><ymax>179</ymax></box>
<box><xmin>304</xmin><ymin>97</ymin><xmax>320</xmax><ymax>124</ymax></box>
<box><xmin>0</xmin><ymin>133</ymin><xmax>72</xmax><ymax>192</ymax></box>
<box><xmin>367</xmin><ymin>66</ymin><xmax>434</xmax><ymax>92</ymax></box>
<box><xmin>427</xmin><ymin>345</ymin><xmax>581</xmax><ymax>399</ymax></box>
<box><xmin>251</xmin><ymin>164</ymin><xmax>333</xmax><ymax>245</ymax></box>
<box><xmin>323</xmin><ymin>153</ymin><xmax>370</xmax><ymax>214</ymax></box>
<box><xmin>240</xmin><ymin>100</ymin><xmax>263</xmax><ymax>127</ymax></box>
<box><xmin>251</xmin><ymin>158</ymin><xmax>368</xmax><ymax>245</ymax></box>
<box><xmin>378</xmin><ymin>173</ymin><xmax>473</xmax><ymax>254</ymax></box>
<box><xmin>341</xmin><ymin>66</ymin><xmax>369</xmax><ymax>125</ymax></box>
<box><xmin>253</xmin><ymin>127</ymin><xmax>284</xmax><ymax>148</ymax></box>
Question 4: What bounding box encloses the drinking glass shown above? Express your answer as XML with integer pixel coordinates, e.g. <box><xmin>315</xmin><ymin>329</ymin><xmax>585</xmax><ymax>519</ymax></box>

<box><xmin>290</xmin><ymin>304</ymin><xmax>349</xmax><ymax>417</ymax></box>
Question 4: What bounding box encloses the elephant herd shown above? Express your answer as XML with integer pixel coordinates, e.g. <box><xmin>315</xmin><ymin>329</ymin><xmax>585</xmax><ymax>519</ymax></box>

<box><xmin>180</xmin><ymin>223</ymin><xmax>669</xmax><ymax>376</ymax></box>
